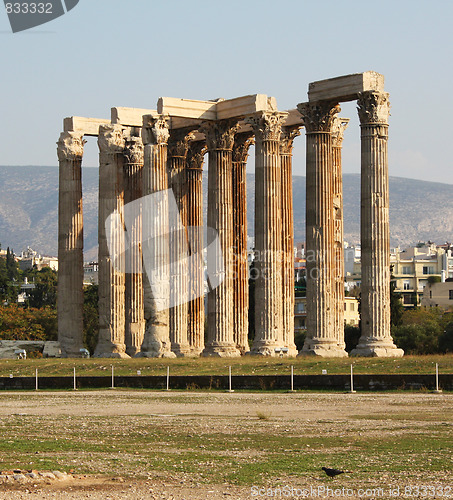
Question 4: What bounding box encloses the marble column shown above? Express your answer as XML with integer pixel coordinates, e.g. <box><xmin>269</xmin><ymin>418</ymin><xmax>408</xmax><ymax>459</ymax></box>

<box><xmin>138</xmin><ymin>115</ymin><xmax>175</xmax><ymax>358</ymax></box>
<box><xmin>95</xmin><ymin>124</ymin><xmax>128</xmax><ymax>358</ymax></box>
<box><xmin>201</xmin><ymin>119</ymin><xmax>241</xmax><ymax>357</ymax></box>
<box><xmin>280</xmin><ymin>125</ymin><xmax>301</xmax><ymax>356</ymax></box>
<box><xmin>57</xmin><ymin>131</ymin><xmax>85</xmax><ymax>357</ymax></box>
<box><xmin>352</xmin><ymin>91</ymin><xmax>403</xmax><ymax>357</ymax></box>
<box><xmin>331</xmin><ymin>117</ymin><xmax>349</xmax><ymax>351</ymax></box>
<box><xmin>167</xmin><ymin>128</ymin><xmax>195</xmax><ymax>356</ymax></box>
<box><xmin>186</xmin><ymin>140</ymin><xmax>207</xmax><ymax>355</ymax></box>
<box><xmin>247</xmin><ymin>111</ymin><xmax>287</xmax><ymax>356</ymax></box>
<box><xmin>123</xmin><ymin>136</ymin><xmax>145</xmax><ymax>357</ymax></box>
<box><xmin>232</xmin><ymin>132</ymin><xmax>254</xmax><ymax>354</ymax></box>
<box><xmin>297</xmin><ymin>101</ymin><xmax>348</xmax><ymax>357</ymax></box>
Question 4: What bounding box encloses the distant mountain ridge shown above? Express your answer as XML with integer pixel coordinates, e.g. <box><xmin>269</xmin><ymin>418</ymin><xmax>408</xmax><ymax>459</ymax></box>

<box><xmin>1</xmin><ymin>165</ymin><xmax>453</xmax><ymax>259</ymax></box>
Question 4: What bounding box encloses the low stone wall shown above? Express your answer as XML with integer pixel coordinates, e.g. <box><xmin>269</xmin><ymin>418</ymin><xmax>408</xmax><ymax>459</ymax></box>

<box><xmin>0</xmin><ymin>374</ymin><xmax>451</xmax><ymax>391</ymax></box>
<box><xmin>0</xmin><ymin>340</ymin><xmax>61</xmax><ymax>359</ymax></box>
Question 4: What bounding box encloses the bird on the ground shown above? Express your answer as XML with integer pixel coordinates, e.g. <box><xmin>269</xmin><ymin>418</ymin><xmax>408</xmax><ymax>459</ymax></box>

<box><xmin>322</xmin><ymin>467</ymin><xmax>351</xmax><ymax>478</ymax></box>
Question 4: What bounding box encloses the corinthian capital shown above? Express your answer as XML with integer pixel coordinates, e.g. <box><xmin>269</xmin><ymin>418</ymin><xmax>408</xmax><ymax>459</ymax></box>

<box><xmin>187</xmin><ymin>141</ymin><xmax>207</xmax><ymax>171</ymax></box>
<box><xmin>331</xmin><ymin>117</ymin><xmax>350</xmax><ymax>148</ymax></box>
<box><xmin>57</xmin><ymin>131</ymin><xmax>85</xmax><ymax>161</ymax></box>
<box><xmin>357</xmin><ymin>91</ymin><xmax>390</xmax><ymax>125</ymax></box>
<box><xmin>142</xmin><ymin>114</ymin><xmax>170</xmax><ymax>146</ymax></box>
<box><xmin>168</xmin><ymin>128</ymin><xmax>196</xmax><ymax>158</ymax></box>
<box><xmin>232</xmin><ymin>132</ymin><xmax>254</xmax><ymax>163</ymax></box>
<box><xmin>199</xmin><ymin>119</ymin><xmax>240</xmax><ymax>151</ymax></box>
<box><xmin>246</xmin><ymin>111</ymin><xmax>288</xmax><ymax>142</ymax></box>
<box><xmin>280</xmin><ymin>126</ymin><xmax>302</xmax><ymax>155</ymax></box>
<box><xmin>124</xmin><ymin>136</ymin><xmax>144</xmax><ymax>165</ymax></box>
<box><xmin>296</xmin><ymin>101</ymin><xmax>340</xmax><ymax>133</ymax></box>
<box><xmin>98</xmin><ymin>124</ymin><xmax>125</xmax><ymax>153</ymax></box>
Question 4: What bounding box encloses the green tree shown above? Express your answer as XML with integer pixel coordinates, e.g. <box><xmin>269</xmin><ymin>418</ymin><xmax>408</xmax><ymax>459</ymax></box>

<box><xmin>83</xmin><ymin>285</ymin><xmax>99</xmax><ymax>354</ymax></box>
<box><xmin>390</xmin><ymin>265</ymin><xmax>404</xmax><ymax>326</ymax></box>
<box><xmin>344</xmin><ymin>324</ymin><xmax>361</xmax><ymax>352</ymax></box>
<box><xmin>439</xmin><ymin>322</ymin><xmax>453</xmax><ymax>353</ymax></box>
<box><xmin>0</xmin><ymin>304</ymin><xmax>56</xmax><ymax>340</ymax></box>
<box><xmin>26</xmin><ymin>267</ymin><xmax>57</xmax><ymax>309</ymax></box>
<box><xmin>6</xmin><ymin>247</ymin><xmax>19</xmax><ymax>281</ymax></box>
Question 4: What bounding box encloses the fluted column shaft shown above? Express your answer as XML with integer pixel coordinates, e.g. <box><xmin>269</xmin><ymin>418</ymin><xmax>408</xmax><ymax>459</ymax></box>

<box><xmin>123</xmin><ymin>136</ymin><xmax>145</xmax><ymax>357</ymax></box>
<box><xmin>280</xmin><ymin>126</ymin><xmax>301</xmax><ymax>356</ymax></box>
<box><xmin>352</xmin><ymin>91</ymin><xmax>403</xmax><ymax>357</ymax></box>
<box><xmin>297</xmin><ymin>102</ymin><xmax>347</xmax><ymax>357</ymax></box>
<box><xmin>95</xmin><ymin>124</ymin><xmax>128</xmax><ymax>357</ymax></box>
<box><xmin>247</xmin><ymin>112</ymin><xmax>287</xmax><ymax>355</ymax></box>
<box><xmin>138</xmin><ymin>115</ymin><xmax>175</xmax><ymax>358</ymax></box>
<box><xmin>57</xmin><ymin>132</ymin><xmax>85</xmax><ymax>357</ymax></box>
<box><xmin>186</xmin><ymin>141</ymin><xmax>207</xmax><ymax>355</ymax></box>
<box><xmin>202</xmin><ymin>120</ymin><xmax>241</xmax><ymax>357</ymax></box>
<box><xmin>331</xmin><ymin>118</ymin><xmax>349</xmax><ymax>350</ymax></box>
<box><xmin>167</xmin><ymin>129</ymin><xmax>195</xmax><ymax>357</ymax></box>
<box><xmin>232</xmin><ymin>133</ymin><xmax>253</xmax><ymax>354</ymax></box>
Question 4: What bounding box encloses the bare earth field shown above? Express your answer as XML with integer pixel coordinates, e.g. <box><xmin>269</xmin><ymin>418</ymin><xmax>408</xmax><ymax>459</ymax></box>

<box><xmin>0</xmin><ymin>390</ymin><xmax>452</xmax><ymax>499</ymax></box>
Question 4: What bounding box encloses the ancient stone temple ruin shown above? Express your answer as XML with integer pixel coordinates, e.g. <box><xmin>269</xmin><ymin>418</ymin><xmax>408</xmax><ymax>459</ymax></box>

<box><xmin>57</xmin><ymin>71</ymin><xmax>403</xmax><ymax>358</ymax></box>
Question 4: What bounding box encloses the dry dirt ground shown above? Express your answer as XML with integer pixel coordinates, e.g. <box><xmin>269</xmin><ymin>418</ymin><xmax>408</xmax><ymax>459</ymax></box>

<box><xmin>0</xmin><ymin>390</ymin><xmax>452</xmax><ymax>499</ymax></box>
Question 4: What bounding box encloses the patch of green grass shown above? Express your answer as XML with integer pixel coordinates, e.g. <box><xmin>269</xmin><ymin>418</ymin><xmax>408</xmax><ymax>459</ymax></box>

<box><xmin>0</xmin><ymin>354</ymin><xmax>452</xmax><ymax>378</ymax></box>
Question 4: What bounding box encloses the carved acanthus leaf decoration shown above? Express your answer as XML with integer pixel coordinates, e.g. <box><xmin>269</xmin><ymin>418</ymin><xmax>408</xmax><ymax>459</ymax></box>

<box><xmin>142</xmin><ymin>114</ymin><xmax>170</xmax><ymax>145</ymax></box>
<box><xmin>280</xmin><ymin>126</ymin><xmax>302</xmax><ymax>154</ymax></box>
<box><xmin>57</xmin><ymin>131</ymin><xmax>85</xmax><ymax>161</ymax></box>
<box><xmin>331</xmin><ymin>117</ymin><xmax>350</xmax><ymax>148</ymax></box>
<box><xmin>124</xmin><ymin>136</ymin><xmax>144</xmax><ymax>165</ymax></box>
<box><xmin>232</xmin><ymin>132</ymin><xmax>254</xmax><ymax>163</ymax></box>
<box><xmin>357</xmin><ymin>91</ymin><xmax>390</xmax><ymax>125</ymax></box>
<box><xmin>187</xmin><ymin>141</ymin><xmax>207</xmax><ymax>171</ymax></box>
<box><xmin>98</xmin><ymin>124</ymin><xmax>125</xmax><ymax>153</ymax></box>
<box><xmin>168</xmin><ymin>128</ymin><xmax>196</xmax><ymax>158</ymax></box>
<box><xmin>246</xmin><ymin>111</ymin><xmax>287</xmax><ymax>142</ymax></box>
<box><xmin>296</xmin><ymin>101</ymin><xmax>340</xmax><ymax>133</ymax></box>
<box><xmin>199</xmin><ymin>119</ymin><xmax>240</xmax><ymax>151</ymax></box>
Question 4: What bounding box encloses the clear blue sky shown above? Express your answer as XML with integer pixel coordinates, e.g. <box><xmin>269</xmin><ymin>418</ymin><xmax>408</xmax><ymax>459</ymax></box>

<box><xmin>0</xmin><ymin>0</ymin><xmax>452</xmax><ymax>183</ymax></box>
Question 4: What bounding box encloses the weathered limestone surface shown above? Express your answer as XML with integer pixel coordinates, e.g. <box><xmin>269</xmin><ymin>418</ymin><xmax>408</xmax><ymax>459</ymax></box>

<box><xmin>138</xmin><ymin>115</ymin><xmax>175</xmax><ymax>358</ymax></box>
<box><xmin>94</xmin><ymin>124</ymin><xmax>129</xmax><ymax>358</ymax></box>
<box><xmin>123</xmin><ymin>136</ymin><xmax>145</xmax><ymax>357</ymax></box>
<box><xmin>186</xmin><ymin>141</ymin><xmax>207</xmax><ymax>355</ymax></box>
<box><xmin>331</xmin><ymin>117</ymin><xmax>349</xmax><ymax>350</ymax></box>
<box><xmin>158</xmin><ymin>94</ymin><xmax>277</xmax><ymax>121</ymax></box>
<box><xmin>63</xmin><ymin>116</ymin><xmax>110</xmax><ymax>136</ymax></box>
<box><xmin>202</xmin><ymin>120</ymin><xmax>241</xmax><ymax>357</ymax></box>
<box><xmin>308</xmin><ymin>71</ymin><xmax>385</xmax><ymax>103</ymax></box>
<box><xmin>111</xmin><ymin>107</ymin><xmax>156</xmax><ymax>127</ymax></box>
<box><xmin>0</xmin><ymin>341</ymin><xmax>61</xmax><ymax>359</ymax></box>
<box><xmin>280</xmin><ymin>125</ymin><xmax>301</xmax><ymax>356</ymax></box>
<box><xmin>57</xmin><ymin>131</ymin><xmax>85</xmax><ymax>357</ymax></box>
<box><xmin>352</xmin><ymin>91</ymin><xmax>403</xmax><ymax>357</ymax></box>
<box><xmin>167</xmin><ymin>128</ymin><xmax>196</xmax><ymax>357</ymax></box>
<box><xmin>232</xmin><ymin>133</ymin><xmax>253</xmax><ymax>354</ymax></box>
<box><xmin>297</xmin><ymin>102</ymin><xmax>347</xmax><ymax>357</ymax></box>
<box><xmin>247</xmin><ymin>112</ymin><xmax>287</xmax><ymax>356</ymax></box>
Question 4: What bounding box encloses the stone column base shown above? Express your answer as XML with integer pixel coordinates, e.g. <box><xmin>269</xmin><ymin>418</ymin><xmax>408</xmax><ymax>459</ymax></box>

<box><xmin>93</xmin><ymin>341</ymin><xmax>130</xmax><ymax>358</ymax></box>
<box><xmin>135</xmin><ymin>339</ymin><xmax>176</xmax><ymax>358</ymax></box>
<box><xmin>93</xmin><ymin>351</ymin><xmax>130</xmax><ymax>359</ymax></box>
<box><xmin>285</xmin><ymin>345</ymin><xmax>299</xmax><ymax>357</ymax></box>
<box><xmin>202</xmin><ymin>343</ymin><xmax>241</xmax><ymax>357</ymax></box>
<box><xmin>298</xmin><ymin>339</ymin><xmax>348</xmax><ymax>358</ymax></box>
<box><xmin>172</xmin><ymin>344</ymin><xmax>199</xmax><ymax>358</ymax></box>
<box><xmin>351</xmin><ymin>340</ymin><xmax>404</xmax><ymax>357</ymax></box>
<box><xmin>249</xmin><ymin>341</ymin><xmax>284</xmax><ymax>357</ymax></box>
<box><xmin>135</xmin><ymin>351</ymin><xmax>176</xmax><ymax>358</ymax></box>
<box><xmin>126</xmin><ymin>346</ymin><xmax>140</xmax><ymax>357</ymax></box>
